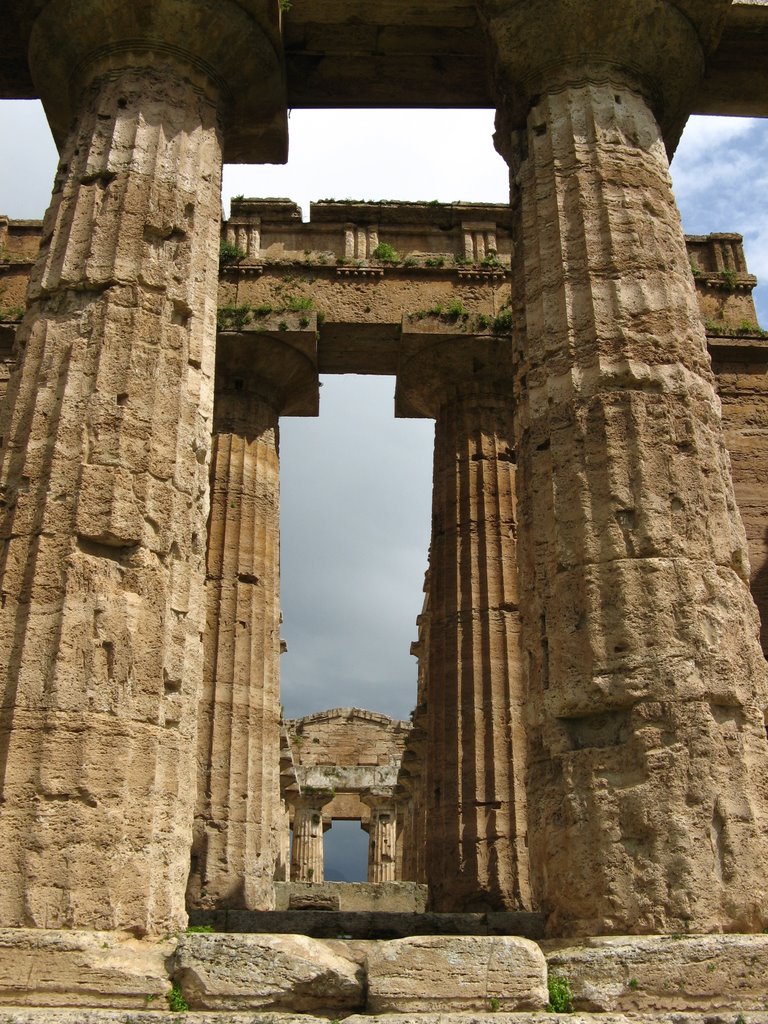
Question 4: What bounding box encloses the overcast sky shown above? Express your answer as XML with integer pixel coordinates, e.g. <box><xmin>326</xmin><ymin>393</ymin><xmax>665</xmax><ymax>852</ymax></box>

<box><xmin>1</xmin><ymin>104</ymin><xmax>766</xmax><ymax>736</ymax></box>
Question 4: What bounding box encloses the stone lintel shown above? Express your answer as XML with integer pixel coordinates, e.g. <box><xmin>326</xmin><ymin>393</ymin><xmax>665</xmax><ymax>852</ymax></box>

<box><xmin>695</xmin><ymin>0</ymin><xmax>768</xmax><ymax>117</ymax></box>
<box><xmin>395</xmin><ymin>322</ymin><xmax>515</xmax><ymax>419</ymax></box>
<box><xmin>297</xmin><ymin>765</ymin><xmax>399</xmax><ymax>791</ymax></box>
<box><xmin>216</xmin><ymin>322</ymin><xmax>319</xmax><ymax>417</ymax></box>
<box><xmin>4</xmin><ymin>2</ymin><xmax>768</xmax><ymax>119</ymax></box>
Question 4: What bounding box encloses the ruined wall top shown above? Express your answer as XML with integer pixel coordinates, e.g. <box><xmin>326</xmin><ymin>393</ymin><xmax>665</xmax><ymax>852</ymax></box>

<box><xmin>286</xmin><ymin>707</ymin><xmax>411</xmax><ymax>770</ymax></box>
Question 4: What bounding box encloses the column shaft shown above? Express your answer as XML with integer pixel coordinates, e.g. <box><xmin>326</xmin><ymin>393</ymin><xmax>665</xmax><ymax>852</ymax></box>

<box><xmin>426</xmin><ymin>392</ymin><xmax>530</xmax><ymax>911</ymax></box>
<box><xmin>191</xmin><ymin>395</ymin><xmax>281</xmax><ymax>909</ymax></box>
<box><xmin>364</xmin><ymin>795</ymin><xmax>398</xmax><ymax>883</ymax></box>
<box><xmin>506</xmin><ymin>76</ymin><xmax>768</xmax><ymax>933</ymax></box>
<box><xmin>0</xmin><ymin>68</ymin><xmax>221</xmax><ymax>932</ymax></box>
<box><xmin>290</xmin><ymin>799</ymin><xmax>327</xmax><ymax>883</ymax></box>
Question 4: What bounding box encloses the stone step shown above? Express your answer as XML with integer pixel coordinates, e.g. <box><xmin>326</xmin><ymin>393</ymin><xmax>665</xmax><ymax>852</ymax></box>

<box><xmin>186</xmin><ymin>909</ymin><xmax>546</xmax><ymax>939</ymax></box>
<box><xmin>1</xmin><ymin>929</ymin><xmax>766</xmax><ymax>1017</ymax></box>
<box><xmin>0</xmin><ymin>1007</ymin><xmax>765</xmax><ymax>1019</ymax></box>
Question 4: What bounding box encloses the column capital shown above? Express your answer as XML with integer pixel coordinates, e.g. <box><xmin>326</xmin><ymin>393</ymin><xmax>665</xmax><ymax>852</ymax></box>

<box><xmin>24</xmin><ymin>0</ymin><xmax>287</xmax><ymax>162</ymax></box>
<box><xmin>395</xmin><ymin>323</ymin><xmax>515</xmax><ymax>420</ymax></box>
<box><xmin>216</xmin><ymin>328</ymin><xmax>319</xmax><ymax>421</ymax></box>
<box><xmin>477</xmin><ymin>0</ymin><xmax>731</xmax><ymax>141</ymax></box>
<box><xmin>360</xmin><ymin>787</ymin><xmax>397</xmax><ymax>811</ymax></box>
<box><xmin>291</xmin><ymin>788</ymin><xmax>335</xmax><ymax>812</ymax></box>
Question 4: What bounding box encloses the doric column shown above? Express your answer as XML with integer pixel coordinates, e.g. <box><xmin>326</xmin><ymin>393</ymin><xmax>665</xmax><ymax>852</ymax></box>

<box><xmin>0</xmin><ymin>0</ymin><xmax>285</xmax><ymax>934</ymax></box>
<box><xmin>362</xmin><ymin>789</ymin><xmax>398</xmax><ymax>883</ymax></box>
<box><xmin>190</xmin><ymin>329</ymin><xmax>318</xmax><ymax>910</ymax></box>
<box><xmin>479</xmin><ymin>0</ymin><xmax>768</xmax><ymax>934</ymax></box>
<box><xmin>396</xmin><ymin>329</ymin><xmax>530</xmax><ymax>912</ymax></box>
<box><xmin>290</xmin><ymin>791</ymin><xmax>333</xmax><ymax>883</ymax></box>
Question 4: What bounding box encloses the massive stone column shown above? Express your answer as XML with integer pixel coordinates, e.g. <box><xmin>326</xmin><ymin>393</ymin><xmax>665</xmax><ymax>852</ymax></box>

<box><xmin>0</xmin><ymin>0</ymin><xmax>285</xmax><ymax>933</ymax></box>
<box><xmin>396</xmin><ymin>328</ymin><xmax>530</xmax><ymax>912</ymax></box>
<box><xmin>362</xmin><ymin>789</ymin><xmax>398</xmax><ymax>883</ymax></box>
<box><xmin>190</xmin><ymin>329</ymin><xmax>318</xmax><ymax>910</ymax></box>
<box><xmin>290</xmin><ymin>791</ymin><xmax>333</xmax><ymax>883</ymax></box>
<box><xmin>478</xmin><ymin>0</ymin><xmax>768</xmax><ymax>934</ymax></box>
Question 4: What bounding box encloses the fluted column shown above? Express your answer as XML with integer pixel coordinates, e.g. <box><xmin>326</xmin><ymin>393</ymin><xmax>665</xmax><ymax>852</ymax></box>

<box><xmin>192</xmin><ymin>396</ymin><xmax>281</xmax><ymax>909</ymax></box>
<box><xmin>0</xmin><ymin>0</ymin><xmax>285</xmax><ymax>934</ymax></box>
<box><xmin>190</xmin><ymin>330</ymin><xmax>318</xmax><ymax>910</ymax></box>
<box><xmin>290</xmin><ymin>792</ymin><xmax>333</xmax><ymax>883</ymax></box>
<box><xmin>362</xmin><ymin>789</ymin><xmax>398</xmax><ymax>882</ymax></box>
<box><xmin>396</xmin><ymin>333</ymin><xmax>529</xmax><ymax>912</ymax></box>
<box><xmin>480</xmin><ymin>0</ymin><xmax>768</xmax><ymax>934</ymax></box>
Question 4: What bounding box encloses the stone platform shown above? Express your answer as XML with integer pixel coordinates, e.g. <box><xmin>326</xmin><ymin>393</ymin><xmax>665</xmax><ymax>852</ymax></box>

<box><xmin>0</xmin><ymin>929</ymin><xmax>766</xmax><ymax>1018</ymax></box>
<box><xmin>187</xmin><ymin>909</ymin><xmax>545</xmax><ymax>939</ymax></box>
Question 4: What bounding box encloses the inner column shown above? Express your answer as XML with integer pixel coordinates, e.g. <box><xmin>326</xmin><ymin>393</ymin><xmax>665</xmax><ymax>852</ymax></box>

<box><xmin>479</xmin><ymin>0</ymin><xmax>768</xmax><ymax>934</ymax></box>
<box><xmin>190</xmin><ymin>330</ymin><xmax>318</xmax><ymax>911</ymax></box>
<box><xmin>396</xmin><ymin>331</ymin><xmax>530</xmax><ymax>911</ymax></box>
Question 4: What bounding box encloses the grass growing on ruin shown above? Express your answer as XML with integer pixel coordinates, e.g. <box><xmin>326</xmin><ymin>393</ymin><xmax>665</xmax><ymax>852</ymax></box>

<box><xmin>167</xmin><ymin>981</ymin><xmax>189</xmax><ymax>1012</ymax></box>
<box><xmin>546</xmin><ymin>974</ymin><xmax>574</xmax><ymax>1013</ymax></box>
<box><xmin>219</xmin><ymin>240</ymin><xmax>246</xmax><ymax>265</ymax></box>
<box><xmin>371</xmin><ymin>242</ymin><xmax>399</xmax><ymax>263</ymax></box>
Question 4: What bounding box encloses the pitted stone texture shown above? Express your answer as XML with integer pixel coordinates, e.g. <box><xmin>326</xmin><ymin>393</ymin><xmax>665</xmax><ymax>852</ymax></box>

<box><xmin>345</xmin><ymin>1016</ymin><xmax>768</xmax><ymax>1024</ymax></box>
<box><xmin>190</xmin><ymin>397</ymin><xmax>282</xmax><ymax>912</ymax></box>
<box><xmin>0</xmin><ymin>65</ymin><xmax>222</xmax><ymax>933</ymax></box>
<box><xmin>497</xmin><ymin>72</ymin><xmax>768</xmax><ymax>935</ymax></box>
<box><xmin>0</xmin><ymin>1014</ymin><xmax>330</xmax><ymax>1024</ymax></box>
<box><xmin>1</xmin><ymin>1012</ymin><xmax>768</xmax><ymax>1024</ymax></box>
<box><xmin>172</xmin><ymin>933</ymin><xmax>364</xmax><ymax>1013</ymax></box>
<box><xmin>365</xmin><ymin>935</ymin><xmax>547</xmax><ymax>1012</ymax></box>
<box><xmin>423</xmin><ymin>391</ymin><xmax>528</xmax><ymax>912</ymax></box>
<box><xmin>543</xmin><ymin>934</ymin><xmax>768</xmax><ymax>1012</ymax></box>
<box><xmin>0</xmin><ymin>929</ymin><xmax>173</xmax><ymax>1008</ymax></box>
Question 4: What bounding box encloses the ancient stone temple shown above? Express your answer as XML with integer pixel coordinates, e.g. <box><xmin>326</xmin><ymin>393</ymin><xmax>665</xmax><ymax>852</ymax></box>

<box><xmin>1</xmin><ymin>0</ymin><xmax>768</xmax><ymax>1015</ymax></box>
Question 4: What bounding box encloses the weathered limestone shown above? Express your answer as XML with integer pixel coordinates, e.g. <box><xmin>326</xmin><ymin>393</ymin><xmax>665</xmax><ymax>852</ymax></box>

<box><xmin>0</xmin><ymin>929</ymin><xmax>173</xmax><ymax>1008</ymax></box>
<box><xmin>542</xmin><ymin>934</ymin><xmax>768</xmax><ymax>1013</ymax></box>
<box><xmin>190</xmin><ymin>328</ymin><xmax>317</xmax><ymax>911</ymax></box>
<box><xmin>365</xmin><ymin>935</ymin><xmax>548</xmax><ymax>1013</ymax></box>
<box><xmin>290</xmin><ymin>790</ymin><xmax>334</xmax><ymax>883</ymax></box>
<box><xmin>361</xmin><ymin>789</ymin><xmax>398</xmax><ymax>883</ymax></box>
<box><xmin>396</xmin><ymin>326</ymin><xmax>529</xmax><ymax>912</ymax></box>
<box><xmin>0</xmin><ymin>0</ymin><xmax>283</xmax><ymax>934</ymax></box>
<box><xmin>274</xmin><ymin>881</ymin><xmax>428</xmax><ymax>913</ymax></box>
<box><xmin>480</xmin><ymin>0</ymin><xmax>768</xmax><ymax>933</ymax></box>
<box><xmin>171</xmin><ymin>932</ymin><xmax>365</xmax><ymax>1013</ymax></box>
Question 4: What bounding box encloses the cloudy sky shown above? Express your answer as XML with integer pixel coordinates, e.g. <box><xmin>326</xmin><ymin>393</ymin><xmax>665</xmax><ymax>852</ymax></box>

<box><xmin>1</xmin><ymin>104</ymin><xmax>766</xmax><ymax>728</ymax></box>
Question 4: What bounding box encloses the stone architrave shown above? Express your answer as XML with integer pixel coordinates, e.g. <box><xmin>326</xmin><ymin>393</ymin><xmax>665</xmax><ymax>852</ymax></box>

<box><xmin>190</xmin><ymin>327</ymin><xmax>318</xmax><ymax>911</ymax></box>
<box><xmin>478</xmin><ymin>0</ymin><xmax>768</xmax><ymax>934</ymax></box>
<box><xmin>290</xmin><ymin>791</ymin><xmax>334</xmax><ymax>884</ymax></box>
<box><xmin>396</xmin><ymin>327</ymin><xmax>530</xmax><ymax>912</ymax></box>
<box><xmin>0</xmin><ymin>0</ymin><xmax>284</xmax><ymax>934</ymax></box>
<box><xmin>361</xmin><ymin>788</ymin><xmax>398</xmax><ymax>883</ymax></box>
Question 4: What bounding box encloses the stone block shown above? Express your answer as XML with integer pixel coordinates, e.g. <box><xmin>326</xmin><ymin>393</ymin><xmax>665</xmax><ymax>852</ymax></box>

<box><xmin>0</xmin><ymin>929</ymin><xmax>173</xmax><ymax>1008</ymax></box>
<box><xmin>543</xmin><ymin>934</ymin><xmax>768</xmax><ymax>1011</ymax></box>
<box><xmin>365</xmin><ymin>935</ymin><xmax>548</xmax><ymax>1012</ymax></box>
<box><xmin>172</xmin><ymin>932</ymin><xmax>365</xmax><ymax>1012</ymax></box>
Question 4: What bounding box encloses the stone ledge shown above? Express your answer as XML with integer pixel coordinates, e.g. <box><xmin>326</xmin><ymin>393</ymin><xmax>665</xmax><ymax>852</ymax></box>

<box><xmin>366</xmin><ymin>935</ymin><xmax>548</xmax><ymax>1013</ymax></box>
<box><xmin>0</xmin><ymin>930</ymin><xmax>767</xmax><ymax>1016</ymax></box>
<box><xmin>1</xmin><ymin>1013</ymin><xmax>768</xmax><ymax>1024</ymax></box>
<box><xmin>542</xmin><ymin>934</ymin><xmax>768</xmax><ymax>1013</ymax></box>
<box><xmin>172</xmin><ymin>933</ymin><xmax>365</xmax><ymax>1013</ymax></box>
